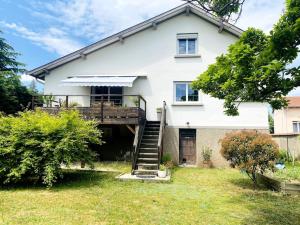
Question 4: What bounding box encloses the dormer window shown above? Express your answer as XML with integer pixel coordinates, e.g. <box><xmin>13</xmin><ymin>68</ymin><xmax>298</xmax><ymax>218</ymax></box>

<box><xmin>176</xmin><ymin>33</ymin><xmax>199</xmax><ymax>57</ymax></box>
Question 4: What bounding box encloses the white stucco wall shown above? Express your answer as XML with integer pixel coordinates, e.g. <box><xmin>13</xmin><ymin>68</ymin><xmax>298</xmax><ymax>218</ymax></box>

<box><xmin>274</xmin><ymin>108</ymin><xmax>300</xmax><ymax>133</ymax></box>
<box><xmin>44</xmin><ymin>13</ymin><xmax>268</xmax><ymax>129</ymax></box>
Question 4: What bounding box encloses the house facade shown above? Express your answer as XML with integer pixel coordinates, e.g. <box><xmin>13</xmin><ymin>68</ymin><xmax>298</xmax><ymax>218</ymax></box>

<box><xmin>274</xmin><ymin>97</ymin><xmax>300</xmax><ymax>134</ymax></box>
<box><xmin>28</xmin><ymin>3</ymin><xmax>269</xmax><ymax>172</ymax></box>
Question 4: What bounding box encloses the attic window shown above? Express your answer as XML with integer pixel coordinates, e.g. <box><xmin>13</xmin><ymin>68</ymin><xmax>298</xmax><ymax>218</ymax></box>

<box><xmin>176</xmin><ymin>33</ymin><xmax>200</xmax><ymax>58</ymax></box>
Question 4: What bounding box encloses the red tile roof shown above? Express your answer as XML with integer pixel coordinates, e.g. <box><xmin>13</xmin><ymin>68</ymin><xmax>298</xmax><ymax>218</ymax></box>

<box><xmin>285</xmin><ymin>97</ymin><xmax>300</xmax><ymax>107</ymax></box>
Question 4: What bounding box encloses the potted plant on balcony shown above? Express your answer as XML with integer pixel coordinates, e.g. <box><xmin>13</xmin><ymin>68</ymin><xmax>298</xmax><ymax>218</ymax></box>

<box><xmin>158</xmin><ymin>164</ymin><xmax>167</xmax><ymax>178</ymax></box>
<box><xmin>201</xmin><ymin>146</ymin><xmax>213</xmax><ymax>168</ymax></box>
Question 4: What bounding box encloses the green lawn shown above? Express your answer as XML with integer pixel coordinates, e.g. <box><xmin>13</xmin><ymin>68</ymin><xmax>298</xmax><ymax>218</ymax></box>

<box><xmin>271</xmin><ymin>162</ymin><xmax>300</xmax><ymax>182</ymax></box>
<box><xmin>0</xmin><ymin>164</ymin><xmax>299</xmax><ymax>225</ymax></box>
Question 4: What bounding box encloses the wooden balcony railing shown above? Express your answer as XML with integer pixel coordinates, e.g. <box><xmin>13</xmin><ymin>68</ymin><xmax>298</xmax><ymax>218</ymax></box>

<box><xmin>32</xmin><ymin>94</ymin><xmax>146</xmax><ymax>125</ymax></box>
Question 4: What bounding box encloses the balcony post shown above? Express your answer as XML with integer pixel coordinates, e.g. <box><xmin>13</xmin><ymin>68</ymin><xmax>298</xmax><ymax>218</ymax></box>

<box><xmin>65</xmin><ymin>96</ymin><xmax>69</xmax><ymax>108</ymax></box>
<box><xmin>101</xmin><ymin>95</ymin><xmax>104</xmax><ymax>122</ymax></box>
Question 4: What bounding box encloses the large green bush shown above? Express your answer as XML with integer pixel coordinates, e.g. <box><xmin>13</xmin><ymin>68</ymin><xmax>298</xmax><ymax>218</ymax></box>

<box><xmin>0</xmin><ymin>109</ymin><xmax>102</xmax><ymax>187</ymax></box>
<box><xmin>220</xmin><ymin>131</ymin><xmax>279</xmax><ymax>185</ymax></box>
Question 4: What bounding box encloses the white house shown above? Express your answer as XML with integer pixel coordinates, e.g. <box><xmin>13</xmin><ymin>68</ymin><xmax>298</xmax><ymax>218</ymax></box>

<box><xmin>28</xmin><ymin>3</ymin><xmax>269</xmax><ymax>173</ymax></box>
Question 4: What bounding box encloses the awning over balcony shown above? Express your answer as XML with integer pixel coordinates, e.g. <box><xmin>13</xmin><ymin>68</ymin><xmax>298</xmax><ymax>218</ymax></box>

<box><xmin>61</xmin><ymin>75</ymin><xmax>138</xmax><ymax>87</ymax></box>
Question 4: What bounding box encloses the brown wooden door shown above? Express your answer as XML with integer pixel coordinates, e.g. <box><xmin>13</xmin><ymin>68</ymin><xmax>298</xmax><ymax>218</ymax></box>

<box><xmin>179</xmin><ymin>129</ymin><xmax>196</xmax><ymax>165</ymax></box>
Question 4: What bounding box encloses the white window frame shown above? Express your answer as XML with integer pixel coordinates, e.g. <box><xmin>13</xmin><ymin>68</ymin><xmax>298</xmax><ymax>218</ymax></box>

<box><xmin>293</xmin><ymin>121</ymin><xmax>300</xmax><ymax>133</ymax></box>
<box><xmin>176</xmin><ymin>33</ymin><xmax>199</xmax><ymax>57</ymax></box>
<box><xmin>173</xmin><ymin>82</ymin><xmax>201</xmax><ymax>105</ymax></box>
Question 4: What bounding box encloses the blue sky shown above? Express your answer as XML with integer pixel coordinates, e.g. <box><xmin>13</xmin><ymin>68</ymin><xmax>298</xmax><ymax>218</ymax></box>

<box><xmin>0</xmin><ymin>0</ymin><xmax>299</xmax><ymax>93</ymax></box>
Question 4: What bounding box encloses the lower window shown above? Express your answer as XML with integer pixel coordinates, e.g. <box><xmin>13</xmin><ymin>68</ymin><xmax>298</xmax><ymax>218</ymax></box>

<box><xmin>174</xmin><ymin>82</ymin><xmax>199</xmax><ymax>103</ymax></box>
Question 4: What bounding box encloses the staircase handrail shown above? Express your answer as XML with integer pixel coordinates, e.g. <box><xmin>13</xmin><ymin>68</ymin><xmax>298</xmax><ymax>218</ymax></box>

<box><xmin>157</xmin><ymin>101</ymin><xmax>166</xmax><ymax>168</ymax></box>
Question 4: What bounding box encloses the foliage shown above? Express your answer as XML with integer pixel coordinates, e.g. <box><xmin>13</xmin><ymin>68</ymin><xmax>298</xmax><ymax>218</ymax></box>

<box><xmin>159</xmin><ymin>164</ymin><xmax>166</xmax><ymax>171</ymax></box>
<box><xmin>220</xmin><ymin>130</ymin><xmax>279</xmax><ymax>185</ymax></box>
<box><xmin>0</xmin><ymin>109</ymin><xmax>102</xmax><ymax>187</ymax></box>
<box><xmin>268</xmin><ymin>114</ymin><xmax>274</xmax><ymax>134</ymax></box>
<box><xmin>192</xmin><ymin>0</ymin><xmax>300</xmax><ymax>116</ymax></box>
<box><xmin>201</xmin><ymin>146</ymin><xmax>213</xmax><ymax>161</ymax></box>
<box><xmin>162</xmin><ymin>153</ymin><xmax>172</xmax><ymax>163</ymax></box>
<box><xmin>185</xmin><ymin>0</ymin><xmax>246</xmax><ymax>22</ymax></box>
<box><xmin>0</xmin><ymin>31</ymin><xmax>32</xmax><ymax>114</ymax></box>
<box><xmin>277</xmin><ymin>149</ymin><xmax>292</xmax><ymax>164</ymax></box>
<box><xmin>161</xmin><ymin>153</ymin><xmax>174</xmax><ymax>168</ymax></box>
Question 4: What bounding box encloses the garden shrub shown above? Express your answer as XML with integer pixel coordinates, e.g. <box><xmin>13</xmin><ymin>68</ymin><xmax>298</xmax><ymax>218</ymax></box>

<box><xmin>220</xmin><ymin>130</ymin><xmax>279</xmax><ymax>185</ymax></box>
<box><xmin>0</xmin><ymin>109</ymin><xmax>102</xmax><ymax>187</ymax></box>
<box><xmin>277</xmin><ymin>149</ymin><xmax>292</xmax><ymax>164</ymax></box>
<box><xmin>161</xmin><ymin>153</ymin><xmax>174</xmax><ymax>169</ymax></box>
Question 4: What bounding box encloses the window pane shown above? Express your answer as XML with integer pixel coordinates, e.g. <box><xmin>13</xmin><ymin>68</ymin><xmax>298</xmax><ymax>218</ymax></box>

<box><xmin>188</xmin><ymin>39</ymin><xmax>196</xmax><ymax>54</ymax></box>
<box><xmin>293</xmin><ymin>123</ymin><xmax>298</xmax><ymax>133</ymax></box>
<box><xmin>176</xmin><ymin>84</ymin><xmax>186</xmax><ymax>101</ymax></box>
<box><xmin>188</xmin><ymin>84</ymin><xmax>198</xmax><ymax>101</ymax></box>
<box><xmin>178</xmin><ymin>39</ymin><xmax>187</xmax><ymax>54</ymax></box>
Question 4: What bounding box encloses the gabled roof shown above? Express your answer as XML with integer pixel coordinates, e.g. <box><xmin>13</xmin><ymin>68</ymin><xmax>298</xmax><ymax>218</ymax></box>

<box><xmin>285</xmin><ymin>97</ymin><xmax>300</xmax><ymax>108</ymax></box>
<box><xmin>27</xmin><ymin>2</ymin><xmax>243</xmax><ymax>78</ymax></box>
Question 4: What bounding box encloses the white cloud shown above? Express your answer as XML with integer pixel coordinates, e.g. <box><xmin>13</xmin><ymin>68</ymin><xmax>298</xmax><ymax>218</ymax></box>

<box><xmin>236</xmin><ymin>0</ymin><xmax>285</xmax><ymax>32</ymax></box>
<box><xmin>0</xmin><ymin>21</ymin><xmax>83</xmax><ymax>56</ymax></box>
<box><xmin>28</xmin><ymin>0</ymin><xmax>183</xmax><ymax>41</ymax></box>
<box><xmin>21</xmin><ymin>74</ymin><xmax>35</xmax><ymax>82</ymax></box>
<box><xmin>29</xmin><ymin>0</ymin><xmax>284</xmax><ymax>43</ymax></box>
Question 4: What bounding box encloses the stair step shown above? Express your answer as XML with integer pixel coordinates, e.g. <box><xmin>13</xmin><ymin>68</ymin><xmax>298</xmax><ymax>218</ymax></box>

<box><xmin>143</xmin><ymin>135</ymin><xmax>159</xmax><ymax>139</ymax></box>
<box><xmin>139</xmin><ymin>150</ymin><xmax>157</xmax><ymax>154</ymax></box>
<box><xmin>139</xmin><ymin>147</ymin><xmax>157</xmax><ymax>150</ymax></box>
<box><xmin>138</xmin><ymin>157</ymin><xmax>158</xmax><ymax>161</ymax></box>
<box><xmin>133</xmin><ymin>170</ymin><xmax>158</xmax><ymax>175</ymax></box>
<box><xmin>137</xmin><ymin>163</ymin><xmax>159</xmax><ymax>170</ymax></box>
<box><xmin>141</xmin><ymin>139</ymin><xmax>158</xmax><ymax>146</ymax></box>
<box><xmin>145</xmin><ymin>127</ymin><xmax>160</xmax><ymax>130</ymax></box>
<box><xmin>140</xmin><ymin>143</ymin><xmax>157</xmax><ymax>147</ymax></box>
<box><xmin>139</xmin><ymin>152</ymin><xmax>158</xmax><ymax>156</ymax></box>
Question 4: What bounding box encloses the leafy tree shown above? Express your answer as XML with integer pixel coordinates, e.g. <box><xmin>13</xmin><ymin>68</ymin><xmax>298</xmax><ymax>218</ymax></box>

<box><xmin>192</xmin><ymin>0</ymin><xmax>300</xmax><ymax>115</ymax></box>
<box><xmin>220</xmin><ymin>130</ymin><xmax>279</xmax><ymax>186</ymax></box>
<box><xmin>0</xmin><ymin>31</ymin><xmax>32</xmax><ymax>114</ymax></box>
<box><xmin>0</xmin><ymin>110</ymin><xmax>102</xmax><ymax>187</ymax></box>
<box><xmin>184</xmin><ymin>0</ymin><xmax>246</xmax><ymax>22</ymax></box>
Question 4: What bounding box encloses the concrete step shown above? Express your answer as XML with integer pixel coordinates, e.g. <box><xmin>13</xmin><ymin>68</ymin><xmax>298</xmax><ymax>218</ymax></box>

<box><xmin>137</xmin><ymin>163</ymin><xmax>159</xmax><ymax>170</ymax></box>
<box><xmin>133</xmin><ymin>169</ymin><xmax>158</xmax><ymax>175</ymax></box>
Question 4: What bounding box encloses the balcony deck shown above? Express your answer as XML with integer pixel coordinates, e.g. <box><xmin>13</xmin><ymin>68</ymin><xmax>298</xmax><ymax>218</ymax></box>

<box><xmin>32</xmin><ymin>94</ymin><xmax>146</xmax><ymax>125</ymax></box>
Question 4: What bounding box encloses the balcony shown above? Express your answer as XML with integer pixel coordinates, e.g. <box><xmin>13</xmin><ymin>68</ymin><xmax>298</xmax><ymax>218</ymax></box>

<box><xmin>32</xmin><ymin>94</ymin><xmax>146</xmax><ymax>125</ymax></box>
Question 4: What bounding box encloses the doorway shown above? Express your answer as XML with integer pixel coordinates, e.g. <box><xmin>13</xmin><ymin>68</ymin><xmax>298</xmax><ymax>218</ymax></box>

<box><xmin>179</xmin><ymin>129</ymin><xmax>196</xmax><ymax>165</ymax></box>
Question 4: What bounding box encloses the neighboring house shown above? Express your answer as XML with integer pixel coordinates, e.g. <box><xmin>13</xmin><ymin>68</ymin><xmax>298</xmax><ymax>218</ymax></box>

<box><xmin>27</xmin><ymin>3</ymin><xmax>269</xmax><ymax>174</ymax></box>
<box><xmin>273</xmin><ymin>97</ymin><xmax>300</xmax><ymax>160</ymax></box>
<box><xmin>274</xmin><ymin>97</ymin><xmax>300</xmax><ymax>134</ymax></box>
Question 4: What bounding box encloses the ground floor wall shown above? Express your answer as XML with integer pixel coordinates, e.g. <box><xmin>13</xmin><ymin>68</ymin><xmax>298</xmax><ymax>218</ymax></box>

<box><xmin>163</xmin><ymin>127</ymin><xmax>269</xmax><ymax>168</ymax></box>
<box><xmin>272</xmin><ymin>134</ymin><xmax>300</xmax><ymax>160</ymax></box>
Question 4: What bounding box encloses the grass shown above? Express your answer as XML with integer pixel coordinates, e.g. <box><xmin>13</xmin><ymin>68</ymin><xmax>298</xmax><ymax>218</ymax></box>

<box><xmin>271</xmin><ymin>162</ymin><xmax>300</xmax><ymax>182</ymax></box>
<box><xmin>0</xmin><ymin>163</ymin><xmax>299</xmax><ymax>225</ymax></box>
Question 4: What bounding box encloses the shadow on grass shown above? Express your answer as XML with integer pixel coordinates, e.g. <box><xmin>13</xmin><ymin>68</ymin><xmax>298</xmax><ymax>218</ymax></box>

<box><xmin>0</xmin><ymin>170</ymin><xmax>118</xmax><ymax>191</ymax></box>
<box><xmin>237</xmin><ymin>192</ymin><xmax>300</xmax><ymax>225</ymax></box>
